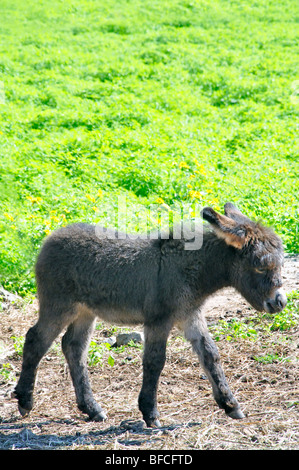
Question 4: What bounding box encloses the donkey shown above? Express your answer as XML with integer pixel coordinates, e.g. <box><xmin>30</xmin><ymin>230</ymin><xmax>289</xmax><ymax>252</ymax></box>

<box><xmin>14</xmin><ymin>203</ymin><xmax>287</xmax><ymax>426</ymax></box>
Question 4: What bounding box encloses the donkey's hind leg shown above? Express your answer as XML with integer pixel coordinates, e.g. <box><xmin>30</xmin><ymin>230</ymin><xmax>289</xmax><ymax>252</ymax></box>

<box><xmin>14</xmin><ymin>301</ymin><xmax>74</xmax><ymax>417</ymax></box>
<box><xmin>61</xmin><ymin>305</ymin><xmax>106</xmax><ymax>421</ymax></box>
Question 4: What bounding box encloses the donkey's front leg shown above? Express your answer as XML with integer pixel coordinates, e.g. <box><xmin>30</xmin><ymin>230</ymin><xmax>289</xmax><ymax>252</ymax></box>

<box><xmin>138</xmin><ymin>319</ymin><xmax>173</xmax><ymax>427</ymax></box>
<box><xmin>183</xmin><ymin>312</ymin><xmax>244</xmax><ymax>419</ymax></box>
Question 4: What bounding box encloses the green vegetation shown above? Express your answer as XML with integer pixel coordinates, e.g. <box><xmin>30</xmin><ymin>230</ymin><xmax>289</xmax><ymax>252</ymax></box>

<box><xmin>0</xmin><ymin>363</ymin><xmax>15</xmax><ymax>382</ymax></box>
<box><xmin>269</xmin><ymin>290</ymin><xmax>299</xmax><ymax>331</ymax></box>
<box><xmin>88</xmin><ymin>338</ymin><xmax>143</xmax><ymax>367</ymax></box>
<box><xmin>88</xmin><ymin>340</ymin><xmax>115</xmax><ymax>367</ymax></box>
<box><xmin>210</xmin><ymin>318</ymin><xmax>258</xmax><ymax>342</ymax></box>
<box><xmin>0</xmin><ymin>0</ymin><xmax>298</xmax><ymax>295</ymax></box>
<box><xmin>210</xmin><ymin>291</ymin><xmax>299</xmax><ymax>343</ymax></box>
<box><xmin>252</xmin><ymin>353</ymin><xmax>291</xmax><ymax>364</ymax></box>
<box><xmin>10</xmin><ymin>335</ymin><xmax>25</xmax><ymax>356</ymax></box>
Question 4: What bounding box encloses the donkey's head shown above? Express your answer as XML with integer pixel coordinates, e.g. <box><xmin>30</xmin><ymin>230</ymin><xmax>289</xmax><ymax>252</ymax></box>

<box><xmin>202</xmin><ymin>203</ymin><xmax>287</xmax><ymax>313</ymax></box>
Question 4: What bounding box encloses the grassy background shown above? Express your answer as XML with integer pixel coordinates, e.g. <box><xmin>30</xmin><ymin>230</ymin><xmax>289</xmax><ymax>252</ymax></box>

<box><xmin>0</xmin><ymin>0</ymin><xmax>298</xmax><ymax>295</ymax></box>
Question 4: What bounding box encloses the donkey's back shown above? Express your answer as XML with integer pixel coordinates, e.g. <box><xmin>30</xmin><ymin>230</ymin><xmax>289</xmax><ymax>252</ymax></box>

<box><xmin>36</xmin><ymin>223</ymin><xmax>165</xmax><ymax>324</ymax></box>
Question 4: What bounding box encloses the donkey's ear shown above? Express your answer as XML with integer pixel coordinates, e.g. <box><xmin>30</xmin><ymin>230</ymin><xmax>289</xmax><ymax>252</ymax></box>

<box><xmin>201</xmin><ymin>207</ymin><xmax>246</xmax><ymax>249</ymax></box>
<box><xmin>224</xmin><ymin>202</ymin><xmax>250</xmax><ymax>223</ymax></box>
<box><xmin>201</xmin><ymin>207</ymin><xmax>237</xmax><ymax>230</ymax></box>
<box><xmin>200</xmin><ymin>207</ymin><xmax>221</xmax><ymax>226</ymax></box>
<box><xmin>224</xmin><ymin>202</ymin><xmax>242</xmax><ymax>217</ymax></box>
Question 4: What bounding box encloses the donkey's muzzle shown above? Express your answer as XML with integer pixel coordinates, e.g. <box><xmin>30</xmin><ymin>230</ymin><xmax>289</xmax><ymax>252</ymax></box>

<box><xmin>264</xmin><ymin>289</ymin><xmax>287</xmax><ymax>313</ymax></box>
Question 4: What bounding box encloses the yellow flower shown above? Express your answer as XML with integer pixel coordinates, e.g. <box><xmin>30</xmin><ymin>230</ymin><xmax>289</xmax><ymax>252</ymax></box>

<box><xmin>26</xmin><ymin>196</ymin><xmax>42</xmax><ymax>204</ymax></box>
<box><xmin>209</xmin><ymin>198</ymin><xmax>221</xmax><ymax>211</ymax></box>
<box><xmin>86</xmin><ymin>194</ymin><xmax>96</xmax><ymax>203</ymax></box>
<box><xmin>51</xmin><ymin>215</ymin><xmax>60</xmax><ymax>222</ymax></box>
<box><xmin>277</xmin><ymin>167</ymin><xmax>287</xmax><ymax>173</ymax></box>
<box><xmin>210</xmin><ymin>197</ymin><xmax>219</xmax><ymax>205</ymax></box>
<box><xmin>189</xmin><ymin>190</ymin><xmax>202</xmax><ymax>199</ymax></box>
<box><xmin>193</xmin><ymin>159</ymin><xmax>207</xmax><ymax>176</ymax></box>
<box><xmin>156</xmin><ymin>197</ymin><xmax>164</xmax><ymax>204</ymax></box>
<box><xmin>179</xmin><ymin>161</ymin><xmax>190</xmax><ymax>169</ymax></box>
<box><xmin>194</xmin><ymin>167</ymin><xmax>207</xmax><ymax>177</ymax></box>
<box><xmin>44</xmin><ymin>229</ymin><xmax>51</xmax><ymax>235</ymax></box>
<box><xmin>93</xmin><ymin>206</ymin><xmax>99</xmax><ymax>212</ymax></box>
<box><xmin>4</xmin><ymin>212</ymin><xmax>14</xmax><ymax>221</ymax></box>
<box><xmin>97</xmin><ymin>189</ymin><xmax>103</xmax><ymax>197</ymax></box>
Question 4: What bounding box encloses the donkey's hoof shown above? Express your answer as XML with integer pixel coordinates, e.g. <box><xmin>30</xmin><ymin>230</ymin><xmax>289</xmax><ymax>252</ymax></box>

<box><xmin>146</xmin><ymin>418</ymin><xmax>161</xmax><ymax>428</ymax></box>
<box><xmin>90</xmin><ymin>410</ymin><xmax>107</xmax><ymax>422</ymax></box>
<box><xmin>13</xmin><ymin>390</ymin><xmax>33</xmax><ymax>417</ymax></box>
<box><xmin>227</xmin><ymin>408</ymin><xmax>245</xmax><ymax>419</ymax></box>
<box><xmin>18</xmin><ymin>404</ymin><xmax>31</xmax><ymax>418</ymax></box>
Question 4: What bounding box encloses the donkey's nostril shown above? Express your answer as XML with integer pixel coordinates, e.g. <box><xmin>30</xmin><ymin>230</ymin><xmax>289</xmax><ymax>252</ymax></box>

<box><xmin>265</xmin><ymin>290</ymin><xmax>287</xmax><ymax>313</ymax></box>
<box><xmin>276</xmin><ymin>292</ymin><xmax>287</xmax><ymax>310</ymax></box>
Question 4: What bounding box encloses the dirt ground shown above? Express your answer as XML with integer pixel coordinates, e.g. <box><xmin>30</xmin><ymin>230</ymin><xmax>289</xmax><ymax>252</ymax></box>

<box><xmin>0</xmin><ymin>256</ymin><xmax>298</xmax><ymax>450</ymax></box>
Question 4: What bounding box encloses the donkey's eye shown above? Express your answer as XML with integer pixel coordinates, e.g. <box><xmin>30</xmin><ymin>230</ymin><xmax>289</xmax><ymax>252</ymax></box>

<box><xmin>254</xmin><ymin>267</ymin><xmax>267</xmax><ymax>274</ymax></box>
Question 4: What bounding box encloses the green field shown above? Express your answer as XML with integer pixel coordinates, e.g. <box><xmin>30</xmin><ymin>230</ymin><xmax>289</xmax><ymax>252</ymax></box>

<box><xmin>0</xmin><ymin>0</ymin><xmax>298</xmax><ymax>295</ymax></box>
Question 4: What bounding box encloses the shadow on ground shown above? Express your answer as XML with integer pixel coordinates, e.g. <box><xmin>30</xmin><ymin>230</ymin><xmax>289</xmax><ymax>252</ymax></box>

<box><xmin>0</xmin><ymin>418</ymin><xmax>201</xmax><ymax>450</ymax></box>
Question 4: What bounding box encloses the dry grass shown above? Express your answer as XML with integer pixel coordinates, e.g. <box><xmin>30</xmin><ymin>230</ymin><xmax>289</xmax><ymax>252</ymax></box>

<box><xmin>0</xmin><ymin>258</ymin><xmax>298</xmax><ymax>450</ymax></box>
<box><xmin>0</xmin><ymin>308</ymin><xmax>298</xmax><ymax>450</ymax></box>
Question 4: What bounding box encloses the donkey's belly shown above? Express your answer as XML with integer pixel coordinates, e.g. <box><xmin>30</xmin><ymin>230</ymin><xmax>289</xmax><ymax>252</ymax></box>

<box><xmin>87</xmin><ymin>304</ymin><xmax>145</xmax><ymax>326</ymax></box>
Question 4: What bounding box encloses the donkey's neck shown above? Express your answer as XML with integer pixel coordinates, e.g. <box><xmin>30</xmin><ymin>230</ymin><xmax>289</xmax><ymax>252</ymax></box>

<box><xmin>193</xmin><ymin>231</ymin><xmax>236</xmax><ymax>296</ymax></box>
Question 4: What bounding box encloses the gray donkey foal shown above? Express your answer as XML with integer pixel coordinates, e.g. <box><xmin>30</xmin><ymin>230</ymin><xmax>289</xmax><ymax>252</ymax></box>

<box><xmin>14</xmin><ymin>203</ymin><xmax>287</xmax><ymax>426</ymax></box>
